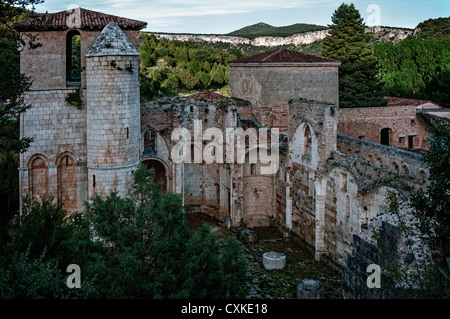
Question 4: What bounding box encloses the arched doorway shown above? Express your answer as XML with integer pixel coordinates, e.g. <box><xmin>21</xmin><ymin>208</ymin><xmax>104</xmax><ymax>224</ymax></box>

<box><xmin>30</xmin><ymin>156</ymin><xmax>48</xmax><ymax>200</ymax></box>
<box><xmin>380</xmin><ymin>128</ymin><xmax>391</xmax><ymax>146</ymax></box>
<box><xmin>142</xmin><ymin>159</ymin><xmax>167</xmax><ymax>192</ymax></box>
<box><xmin>57</xmin><ymin>155</ymin><xmax>77</xmax><ymax>211</ymax></box>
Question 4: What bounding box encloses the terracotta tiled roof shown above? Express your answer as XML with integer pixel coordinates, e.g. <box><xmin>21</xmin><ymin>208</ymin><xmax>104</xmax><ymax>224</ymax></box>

<box><xmin>13</xmin><ymin>7</ymin><xmax>147</xmax><ymax>31</ymax></box>
<box><xmin>385</xmin><ymin>96</ymin><xmax>442</xmax><ymax>108</ymax></box>
<box><xmin>228</xmin><ymin>48</ymin><xmax>340</xmax><ymax>64</ymax></box>
<box><xmin>188</xmin><ymin>91</ymin><xmax>229</xmax><ymax>100</ymax></box>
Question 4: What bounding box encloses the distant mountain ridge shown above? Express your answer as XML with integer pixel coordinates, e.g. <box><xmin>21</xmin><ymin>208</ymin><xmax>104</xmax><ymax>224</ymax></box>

<box><xmin>226</xmin><ymin>22</ymin><xmax>327</xmax><ymax>39</ymax></box>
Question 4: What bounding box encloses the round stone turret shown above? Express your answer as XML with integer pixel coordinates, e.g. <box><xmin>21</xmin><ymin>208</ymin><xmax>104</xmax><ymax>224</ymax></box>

<box><xmin>85</xmin><ymin>22</ymin><xmax>140</xmax><ymax>198</ymax></box>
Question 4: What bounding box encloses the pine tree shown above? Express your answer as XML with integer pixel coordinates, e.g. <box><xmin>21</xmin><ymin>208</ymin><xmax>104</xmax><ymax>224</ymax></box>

<box><xmin>321</xmin><ymin>3</ymin><xmax>386</xmax><ymax>107</ymax></box>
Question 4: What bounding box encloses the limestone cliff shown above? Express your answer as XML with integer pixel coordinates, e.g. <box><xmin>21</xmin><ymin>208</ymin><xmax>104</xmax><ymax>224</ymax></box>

<box><xmin>151</xmin><ymin>27</ymin><xmax>414</xmax><ymax>47</ymax></box>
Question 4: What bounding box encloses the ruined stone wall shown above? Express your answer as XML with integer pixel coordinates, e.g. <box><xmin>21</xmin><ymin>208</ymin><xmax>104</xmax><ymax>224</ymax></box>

<box><xmin>230</xmin><ymin>65</ymin><xmax>340</xmax><ymax>112</ymax></box>
<box><xmin>341</xmin><ymin>223</ymin><xmax>402</xmax><ymax>299</ymax></box>
<box><xmin>337</xmin><ymin>134</ymin><xmax>428</xmax><ymax>179</ymax></box>
<box><xmin>324</xmin><ymin>167</ymin><xmax>360</xmax><ymax>265</ymax></box>
<box><xmin>140</xmin><ymin>97</ymin><xmax>240</xmax><ymax>222</ymax></box>
<box><xmin>19</xmin><ymin>88</ymin><xmax>88</xmax><ymax>211</ymax></box>
<box><xmin>290</xmin><ymin>163</ymin><xmax>316</xmax><ymax>247</ymax></box>
<box><xmin>338</xmin><ymin>106</ymin><xmax>431</xmax><ymax>150</ymax></box>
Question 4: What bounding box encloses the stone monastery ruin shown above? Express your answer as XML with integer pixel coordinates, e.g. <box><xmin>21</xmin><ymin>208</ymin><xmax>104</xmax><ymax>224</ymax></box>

<box><xmin>15</xmin><ymin>8</ymin><xmax>432</xmax><ymax>293</ymax></box>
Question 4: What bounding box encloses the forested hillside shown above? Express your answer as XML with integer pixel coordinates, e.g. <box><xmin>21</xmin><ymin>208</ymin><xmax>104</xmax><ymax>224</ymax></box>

<box><xmin>373</xmin><ymin>36</ymin><xmax>450</xmax><ymax>107</ymax></box>
<box><xmin>416</xmin><ymin>17</ymin><xmax>450</xmax><ymax>41</ymax></box>
<box><xmin>227</xmin><ymin>22</ymin><xmax>327</xmax><ymax>39</ymax></box>
<box><xmin>139</xmin><ymin>33</ymin><xmax>244</xmax><ymax>100</ymax></box>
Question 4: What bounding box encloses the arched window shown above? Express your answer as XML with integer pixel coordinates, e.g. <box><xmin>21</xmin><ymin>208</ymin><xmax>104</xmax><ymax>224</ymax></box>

<box><xmin>346</xmin><ymin>195</ymin><xmax>350</xmax><ymax>218</ymax></box>
<box><xmin>250</xmin><ymin>164</ymin><xmax>256</xmax><ymax>175</ymax></box>
<box><xmin>58</xmin><ymin>155</ymin><xmax>77</xmax><ymax>211</ymax></box>
<box><xmin>143</xmin><ymin>129</ymin><xmax>157</xmax><ymax>155</ymax></box>
<box><xmin>303</xmin><ymin>125</ymin><xmax>312</xmax><ymax>157</ymax></box>
<box><xmin>391</xmin><ymin>162</ymin><xmax>399</xmax><ymax>173</ymax></box>
<box><xmin>30</xmin><ymin>156</ymin><xmax>48</xmax><ymax>200</ymax></box>
<box><xmin>66</xmin><ymin>30</ymin><xmax>81</xmax><ymax>84</ymax></box>
<box><xmin>401</xmin><ymin>164</ymin><xmax>410</xmax><ymax>175</ymax></box>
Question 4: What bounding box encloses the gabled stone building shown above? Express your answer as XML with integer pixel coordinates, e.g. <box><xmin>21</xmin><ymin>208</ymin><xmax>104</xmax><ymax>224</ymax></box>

<box><xmin>16</xmin><ymin>9</ymin><xmax>430</xmax><ymax>270</ymax></box>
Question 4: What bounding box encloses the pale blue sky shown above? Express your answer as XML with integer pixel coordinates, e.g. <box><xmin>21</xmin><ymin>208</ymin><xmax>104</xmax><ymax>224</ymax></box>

<box><xmin>30</xmin><ymin>0</ymin><xmax>449</xmax><ymax>34</ymax></box>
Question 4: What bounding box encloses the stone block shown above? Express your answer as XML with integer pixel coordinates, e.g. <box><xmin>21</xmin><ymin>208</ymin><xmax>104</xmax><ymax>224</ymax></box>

<box><xmin>263</xmin><ymin>252</ymin><xmax>286</xmax><ymax>270</ymax></box>
<box><xmin>296</xmin><ymin>279</ymin><xmax>324</xmax><ymax>299</ymax></box>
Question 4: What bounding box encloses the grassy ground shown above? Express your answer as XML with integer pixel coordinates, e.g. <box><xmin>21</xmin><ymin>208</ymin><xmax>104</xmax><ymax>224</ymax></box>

<box><xmin>186</xmin><ymin>212</ymin><xmax>343</xmax><ymax>299</ymax></box>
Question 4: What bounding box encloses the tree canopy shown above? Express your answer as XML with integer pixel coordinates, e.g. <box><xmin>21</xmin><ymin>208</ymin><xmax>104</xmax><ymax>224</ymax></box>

<box><xmin>139</xmin><ymin>33</ymin><xmax>238</xmax><ymax>100</ymax></box>
<box><xmin>373</xmin><ymin>36</ymin><xmax>450</xmax><ymax>107</ymax></box>
<box><xmin>321</xmin><ymin>2</ymin><xmax>386</xmax><ymax>107</ymax></box>
<box><xmin>0</xmin><ymin>165</ymin><xmax>248</xmax><ymax>299</ymax></box>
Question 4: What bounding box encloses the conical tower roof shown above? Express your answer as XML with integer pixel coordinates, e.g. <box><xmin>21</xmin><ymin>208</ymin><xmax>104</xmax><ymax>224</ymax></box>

<box><xmin>86</xmin><ymin>22</ymin><xmax>139</xmax><ymax>57</ymax></box>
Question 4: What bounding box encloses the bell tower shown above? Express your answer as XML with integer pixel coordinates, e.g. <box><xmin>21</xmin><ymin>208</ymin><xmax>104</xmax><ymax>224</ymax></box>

<box><xmin>14</xmin><ymin>8</ymin><xmax>146</xmax><ymax>211</ymax></box>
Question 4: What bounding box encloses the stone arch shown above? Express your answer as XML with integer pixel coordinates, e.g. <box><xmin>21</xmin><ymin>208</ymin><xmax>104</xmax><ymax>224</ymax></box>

<box><xmin>375</xmin><ymin>156</ymin><xmax>383</xmax><ymax>166</ymax></box>
<box><xmin>142</xmin><ymin>158</ymin><xmax>170</xmax><ymax>193</ymax></box>
<box><xmin>292</xmin><ymin>122</ymin><xmax>318</xmax><ymax>168</ymax></box>
<box><xmin>66</xmin><ymin>30</ymin><xmax>81</xmax><ymax>83</ymax></box>
<box><xmin>143</xmin><ymin>126</ymin><xmax>171</xmax><ymax>164</ymax></box>
<box><xmin>143</xmin><ymin>127</ymin><xmax>158</xmax><ymax>155</ymax></box>
<box><xmin>401</xmin><ymin>164</ymin><xmax>410</xmax><ymax>175</ymax></box>
<box><xmin>28</xmin><ymin>153</ymin><xmax>49</xmax><ymax>200</ymax></box>
<box><xmin>56</xmin><ymin>152</ymin><xmax>77</xmax><ymax>211</ymax></box>
<box><xmin>390</xmin><ymin>161</ymin><xmax>399</xmax><ymax>173</ymax></box>
<box><xmin>303</xmin><ymin>125</ymin><xmax>312</xmax><ymax>157</ymax></box>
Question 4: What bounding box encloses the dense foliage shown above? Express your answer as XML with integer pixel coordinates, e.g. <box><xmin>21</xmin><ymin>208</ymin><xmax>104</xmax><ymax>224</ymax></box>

<box><xmin>416</xmin><ymin>17</ymin><xmax>450</xmax><ymax>41</ymax></box>
<box><xmin>321</xmin><ymin>3</ymin><xmax>386</xmax><ymax>107</ymax></box>
<box><xmin>0</xmin><ymin>1</ymin><xmax>36</xmax><ymax>236</ymax></box>
<box><xmin>0</xmin><ymin>166</ymin><xmax>248</xmax><ymax>299</ymax></box>
<box><xmin>139</xmin><ymin>33</ymin><xmax>243</xmax><ymax>100</ymax></box>
<box><xmin>373</xmin><ymin>36</ymin><xmax>450</xmax><ymax>107</ymax></box>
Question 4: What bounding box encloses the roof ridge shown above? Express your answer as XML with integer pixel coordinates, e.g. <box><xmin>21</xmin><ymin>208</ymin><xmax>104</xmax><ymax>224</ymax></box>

<box><xmin>229</xmin><ymin>48</ymin><xmax>340</xmax><ymax>64</ymax></box>
<box><xmin>13</xmin><ymin>7</ymin><xmax>147</xmax><ymax>31</ymax></box>
<box><xmin>261</xmin><ymin>48</ymin><xmax>283</xmax><ymax>62</ymax></box>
